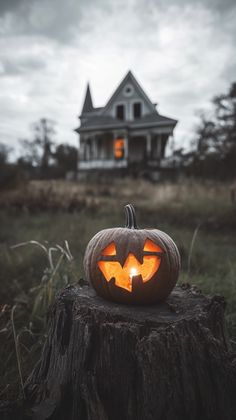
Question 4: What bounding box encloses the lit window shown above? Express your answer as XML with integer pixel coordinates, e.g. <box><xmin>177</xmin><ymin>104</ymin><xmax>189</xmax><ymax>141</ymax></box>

<box><xmin>114</xmin><ymin>138</ymin><xmax>125</xmax><ymax>160</ymax></box>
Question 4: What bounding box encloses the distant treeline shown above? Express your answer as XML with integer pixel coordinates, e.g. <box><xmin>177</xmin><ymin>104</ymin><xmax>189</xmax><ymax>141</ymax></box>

<box><xmin>174</xmin><ymin>81</ymin><xmax>236</xmax><ymax>180</ymax></box>
<box><xmin>0</xmin><ymin>118</ymin><xmax>78</xmax><ymax>189</ymax></box>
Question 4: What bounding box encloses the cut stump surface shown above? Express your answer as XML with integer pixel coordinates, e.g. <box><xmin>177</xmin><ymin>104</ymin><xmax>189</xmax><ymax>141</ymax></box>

<box><xmin>25</xmin><ymin>284</ymin><xmax>236</xmax><ymax>420</ymax></box>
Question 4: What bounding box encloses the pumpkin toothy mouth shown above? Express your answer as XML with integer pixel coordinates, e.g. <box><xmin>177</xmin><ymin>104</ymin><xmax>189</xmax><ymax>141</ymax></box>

<box><xmin>98</xmin><ymin>252</ymin><xmax>162</xmax><ymax>292</ymax></box>
<box><xmin>84</xmin><ymin>204</ymin><xmax>180</xmax><ymax>304</ymax></box>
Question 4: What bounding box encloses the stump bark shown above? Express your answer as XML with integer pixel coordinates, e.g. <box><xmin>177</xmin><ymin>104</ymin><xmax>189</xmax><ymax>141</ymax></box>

<box><xmin>25</xmin><ymin>284</ymin><xmax>236</xmax><ymax>420</ymax></box>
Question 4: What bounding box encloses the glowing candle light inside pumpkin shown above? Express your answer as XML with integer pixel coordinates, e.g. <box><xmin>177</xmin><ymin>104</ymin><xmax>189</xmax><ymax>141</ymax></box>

<box><xmin>130</xmin><ymin>267</ymin><xmax>138</xmax><ymax>278</ymax></box>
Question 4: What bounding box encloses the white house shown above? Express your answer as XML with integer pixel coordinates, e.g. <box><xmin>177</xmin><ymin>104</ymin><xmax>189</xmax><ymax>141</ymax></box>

<box><xmin>75</xmin><ymin>71</ymin><xmax>177</xmax><ymax>179</ymax></box>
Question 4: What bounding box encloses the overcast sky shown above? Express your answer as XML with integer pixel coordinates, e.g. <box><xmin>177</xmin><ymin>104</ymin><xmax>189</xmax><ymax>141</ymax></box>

<box><xmin>0</xmin><ymin>0</ymin><xmax>236</xmax><ymax>156</ymax></box>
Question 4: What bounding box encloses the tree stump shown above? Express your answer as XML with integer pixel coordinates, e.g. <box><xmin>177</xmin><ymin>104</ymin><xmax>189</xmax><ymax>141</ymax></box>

<box><xmin>25</xmin><ymin>284</ymin><xmax>236</xmax><ymax>420</ymax></box>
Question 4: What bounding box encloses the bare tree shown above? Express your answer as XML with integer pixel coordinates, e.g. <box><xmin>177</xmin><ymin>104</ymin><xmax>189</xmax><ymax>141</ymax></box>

<box><xmin>189</xmin><ymin>82</ymin><xmax>236</xmax><ymax>179</ymax></box>
<box><xmin>0</xmin><ymin>143</ymin><xmax>12</xmax><ymax>166</ymax></box>
<box><xmin>20</xmin><ymin>118</ymin><xmax>56</xmax><ymax>172</ymax></box>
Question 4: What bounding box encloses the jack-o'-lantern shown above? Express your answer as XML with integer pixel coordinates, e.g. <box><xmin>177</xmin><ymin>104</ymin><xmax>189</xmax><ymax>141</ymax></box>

<box><xmin>84</xmin><ymin>204</ymin><xmax>180</xmax><ymax>304</ymax></box>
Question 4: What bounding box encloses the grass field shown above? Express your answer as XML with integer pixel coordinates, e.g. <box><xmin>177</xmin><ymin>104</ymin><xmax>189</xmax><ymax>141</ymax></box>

<box><xmin>1</xmin><ymin>178</ymin><xmax>236</xmax><ymax>399</ymax></box>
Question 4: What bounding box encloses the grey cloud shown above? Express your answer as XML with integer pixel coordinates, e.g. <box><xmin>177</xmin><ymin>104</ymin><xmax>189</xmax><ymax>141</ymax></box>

<box><xmin>206</xmin><ymin>0</ymin><xmax>236</xmax><ymax>12</ymax></box>
<box><xmin>140</xmin><ymin>0</ymin><xmax>236</xmax><ymax>13</ymax></box>
<box><xmin>220</xmin><ymin>59</ymin><xmax>236</xmax><ymax>84</ymax></box>
<box><xmin>0</xmin><ymin>0</ymin><xmax>27</xmax><ymax>15</ymax></box>
<box><xmin>0</xmin><ymin>0</ymin><xmax>111</xmax><ymax>43</ymax></box>
<box><xmin>0</xmin><ymin>0</ymin><xmax>235</xmax><ymax>46</ymax></box>
<box><xmin>0</xmin><ymin>56</ymin><xmax>46</xmax><ymax>76</ymax></box>
<box><xmin>0</xmin><ymin>0</ymin><xmax>80</xmax><ymax>42</ymax></box>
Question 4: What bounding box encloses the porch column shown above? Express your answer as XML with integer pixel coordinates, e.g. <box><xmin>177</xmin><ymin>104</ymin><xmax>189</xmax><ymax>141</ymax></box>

<box><xmin>95</xmin><ymin>135</ymin><xmax>99</xmax><ymax>159</ymax></box>
<box><xmin>124</xmin><ymin>134</ymin><xmax>128</xmax><ymax>159</ymax></box>
<box><xmin>157</xmin><ymin>134</ymin><xmax>162</xmax><ymax>159</ymax></box>
<box><xmin>92</xmin><ymin>136</ymin><xmax>98</xmax><ymax>160</ymax></box>
<box><xmin>84</xmin><ymin>137</ymin><xmax>90</xmax><ymax>161</ymax></box>
<box><xmin>146</xmin><ymin>132</ymin><xmax>152</xmax><ymax>158</ymax></box>
<box><xmin>113</xmin><ymin>132</ymin><xmax>117</xmax><ymax>160</ymax></box>
<box><xmin>79</xmin><ymin>136</ymin><xmax>85</xmax><ymax>161</ymax></box>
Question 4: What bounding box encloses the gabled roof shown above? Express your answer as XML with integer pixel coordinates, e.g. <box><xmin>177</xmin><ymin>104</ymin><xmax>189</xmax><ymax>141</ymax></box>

<box><xmin>102</xmin><ymin>70</ymin><xmax>156</xmax><ymax>114</ymax></box>
<box><xmin>75</xmin><ymin>71</ymin><xmax>178</xmax><ymax>134</ymax></box>
<box><xmin>76</xmin><ymin>112</ymin><xmax>177</xmax><ymax>133</ymax></box>
<box><xmin>81</xmin><ymin>83</ymin><xmax>93</xmax><ymax>114</ymax></box>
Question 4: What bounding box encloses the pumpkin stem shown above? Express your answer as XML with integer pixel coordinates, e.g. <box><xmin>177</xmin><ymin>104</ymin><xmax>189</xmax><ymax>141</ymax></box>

<box><xmin>124</xmin><ymin>204</ymin><xmax>138</xmax><ymax>229</ymax></box>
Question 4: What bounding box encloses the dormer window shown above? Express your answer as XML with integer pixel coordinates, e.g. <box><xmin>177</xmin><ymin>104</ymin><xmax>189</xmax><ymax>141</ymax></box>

<box><xmin>116</xmin><ymin>104</ymin><xmax>125</xmax><ymax>120</ymax></box>
<box><xmin>133</xmin><ymin>102</ymin><xmax>142</xmax><ymax>119</ymax></box>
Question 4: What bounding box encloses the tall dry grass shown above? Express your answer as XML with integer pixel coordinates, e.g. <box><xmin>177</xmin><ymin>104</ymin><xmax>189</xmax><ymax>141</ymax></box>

<box><xmin>1</xmin><ymin>178</ymin><xmax>235</xmax><ymax>222</ymax></box>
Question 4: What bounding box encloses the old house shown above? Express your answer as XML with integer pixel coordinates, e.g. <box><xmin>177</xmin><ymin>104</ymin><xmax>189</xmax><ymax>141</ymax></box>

<box><xmin>75</xmin><ymin>71</ymin><xmax>178</xmax><ymax>180</ymax></box>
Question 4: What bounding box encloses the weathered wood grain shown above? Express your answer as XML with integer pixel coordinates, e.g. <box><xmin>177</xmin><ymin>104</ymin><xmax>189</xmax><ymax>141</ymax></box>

<box><xmin>25</xmin><ymin>283</ymin><xmax>236</xmax><ymax>420</ymax></box>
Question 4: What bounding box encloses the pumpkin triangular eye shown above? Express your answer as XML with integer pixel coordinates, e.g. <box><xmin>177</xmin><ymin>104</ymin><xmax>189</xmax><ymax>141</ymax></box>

<box><xmin>101</xmin><ymin>242</ymin><xmax>117</xmax><ymax>256</ymax></box>
<box><xmin>143</xmin><ymin>239</ymin><xmax>163</xmax><ymax>253</ymax></box>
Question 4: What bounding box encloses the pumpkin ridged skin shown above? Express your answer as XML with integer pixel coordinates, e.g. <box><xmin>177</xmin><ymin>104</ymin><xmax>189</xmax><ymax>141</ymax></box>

<box><xmin>84</xmin><ymin>206</ymin><xmax>181</xmax><ymax>305</ymax></box>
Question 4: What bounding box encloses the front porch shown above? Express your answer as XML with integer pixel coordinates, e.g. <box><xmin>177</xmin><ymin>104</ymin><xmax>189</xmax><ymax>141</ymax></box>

<box><xmin>79</xmin><ymin>130</ymin><xmax>170</xmax><ymax>171</ymax></box>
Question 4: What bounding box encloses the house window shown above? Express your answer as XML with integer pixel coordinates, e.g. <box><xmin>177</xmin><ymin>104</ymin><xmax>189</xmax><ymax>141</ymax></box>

<box><xmin>114</xmin><ymin>138</ymin><xmax>125</xmax><ymax>160</ymax></box>
<box><xmin>116</xmin><ymin>104</ymin><xmax>125</xmax><ymax>120</ymax></box>
<box><xmin>133</xmin><ymin>102</ymin><xmax>142</xmax><ymax>119</ymax></box>
<box><xmin>123</xmin><ymin>84</ymin><xmax>134</xmax><ymax>97</ymax></box>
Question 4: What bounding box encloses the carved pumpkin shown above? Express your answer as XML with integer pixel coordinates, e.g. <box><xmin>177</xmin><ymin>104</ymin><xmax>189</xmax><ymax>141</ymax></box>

<box><xmin>84</xmin><ymin>204</ymin><xmax>180</xmax><ymax>304</ymax></box>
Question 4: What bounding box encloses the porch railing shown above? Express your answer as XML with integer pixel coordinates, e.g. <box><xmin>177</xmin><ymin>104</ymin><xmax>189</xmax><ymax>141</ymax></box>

<box><xmin>79</xmin><ymin>159</ymin><xmax>128</xmax><ymax>170</ymax></box>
